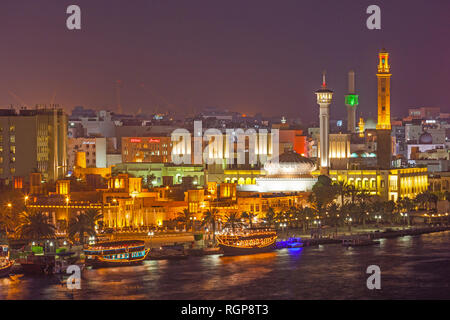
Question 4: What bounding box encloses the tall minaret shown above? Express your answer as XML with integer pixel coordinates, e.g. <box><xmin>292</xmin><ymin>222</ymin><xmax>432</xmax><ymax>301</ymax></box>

<box><xmin>315</xmin><ymin>71</ymin><xmax>333</xmax><ymax>175</ymax></box>
<box><xmin>376</xmin><ymin>48</ymin><xmax>392</xmax><ymax>169</ymax></box>
<box><xmin>376</xmin><ymin>49</ymin><xmax>391</xmax><ymax>130</ymax></box>
<box><xmin>345</xmin><ymin>70</ymin><xmax>359</xmax><ymax>133</ymax></box>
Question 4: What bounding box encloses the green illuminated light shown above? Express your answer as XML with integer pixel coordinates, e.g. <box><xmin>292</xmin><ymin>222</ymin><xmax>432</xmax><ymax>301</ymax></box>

<box><xmin>345</xmin><ymin>95</ymin><xmax>359</xmax><ymax>106</ymax></box>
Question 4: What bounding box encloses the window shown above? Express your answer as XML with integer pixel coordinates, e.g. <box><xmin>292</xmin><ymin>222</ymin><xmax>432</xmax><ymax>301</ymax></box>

<box><xmin>9</xmin><ymin>125</ymin><xmax>15</xmax><ymax>132</ymax></box>
<box><xmin>10</xmin><ymin>135</ymin><xmax>15</xmax><ymax>143</ymax></box>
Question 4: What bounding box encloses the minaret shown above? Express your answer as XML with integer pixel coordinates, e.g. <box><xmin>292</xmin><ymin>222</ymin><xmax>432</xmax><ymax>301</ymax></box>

<box><xmin>358</xmin><ymin>117</ymin><xmax>365</xmax><ymax>138</ymax></box>
<box><xmin>345</xmin><ymin>71</ymin><xmax>359</xmax><ymax>133</ymax></box>
<box><xmin>376</xmin><ymin>48</ymin><xmax>392</xmax><ymax>169</ymax></box>
<box><xmin>315</xmin><ymin>71</ymin><xmax>333</xmax><ymax>175</ymax></box>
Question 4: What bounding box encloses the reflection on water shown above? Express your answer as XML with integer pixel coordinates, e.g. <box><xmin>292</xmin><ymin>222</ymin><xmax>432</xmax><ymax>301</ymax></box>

<box><xmin>1</xmin><ymin>231</ymin><xmax>449</xmax><ymax>300</ymax></box>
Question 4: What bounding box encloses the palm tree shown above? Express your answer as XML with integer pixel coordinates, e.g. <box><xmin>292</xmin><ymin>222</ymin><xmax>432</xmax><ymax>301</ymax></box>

<box><xmin>355</xmin><ymin>190</ymin><xmax>373</xmax><ymax>228</ymax></box>
<box><xmin>263</xmin><ymin>207</ymin><xmax>276</xmax><ymax>228</ymax></box>
<box><xmin>201</xmin><ymin>209</ymin><xmax>221</xmax><ymax>245</ymax></box>
<box><xmin>302</xmin><ymin>206</ymin><xmax>315</xmax><ymax>231</ymax></box>
<box><xmin>16</xmin><ymin>212</ymin><xmax>56</xmax><ymax>240</ymax></box>
<box><xmin>225</xmin><ymin>212</ymin><xmax>242</xmax><ymax>232</ymax></box>
<box><xmin>0</xmin><ymin>209</ymin><xmax>15</xmax><ymax>235</ymax></box>
<box><xmin>68</xmin><ymin>214</ymin><xmax>95</xmax><ymax>245</ymax></box>
<box><xmin>334</xmin><ymin>180</ymin><xmax>349</xmax><ymax>206</ymax></box>
<box><xmin>383</xmin><ymin>200</ymin><xmax>396</xmax><ymax>224</ymax></box>
<box><xmin>346</xmin><ymin>185</ymin><xmax>359</xmax><ymax>205</ymax></box>
<box><xmin>327</xmin><ymin>203</ymin><xmax>340</xmax><ymax>233</ymax></box>
<box><xmin>241</xmin><ymin>211</ymin><xmax>256</xmax><ymax>228</ymax></box>
<box><xmin>177</xmin><ymin>209</ymin><xmax>193</xmax><ymax>231</ymax></box>
<box><xmin>85</xmin><ymin>208</ymin><xmax>103</xmax><ymax>231</ymax></box>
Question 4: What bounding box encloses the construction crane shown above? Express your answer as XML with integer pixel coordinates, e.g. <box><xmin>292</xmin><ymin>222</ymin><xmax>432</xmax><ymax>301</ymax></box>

<box><xmin>8</xmin><ymin>90</ymin><xmax>29</xmax><ymax>108</ymax></box>
<box><xmin>139</xmin><ymin>82</ymin><xmax>176</xmax><ymax>115</ymax></box>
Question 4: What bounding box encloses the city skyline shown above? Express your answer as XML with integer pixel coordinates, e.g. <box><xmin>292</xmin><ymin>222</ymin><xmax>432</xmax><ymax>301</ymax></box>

<box><xmin>0</xmin><ymin>1</ymin><xmax>449</xmax><ymax>122</ymax></box>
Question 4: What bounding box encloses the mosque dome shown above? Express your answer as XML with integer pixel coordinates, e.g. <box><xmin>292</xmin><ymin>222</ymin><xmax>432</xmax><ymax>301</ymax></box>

<box><xmin>419</xmin><ymin>132</ymin><xmax>433</xmax><ymax>144</ymax></box>
<box><xmin>365</xmin><ymin>118</ymin><xmax>377</xmax><ymax>130</ymax></box>
<box><xmin>264</xmin><ymin>151</ymin><xmax>316</xmax><ymax>176</ymax></box>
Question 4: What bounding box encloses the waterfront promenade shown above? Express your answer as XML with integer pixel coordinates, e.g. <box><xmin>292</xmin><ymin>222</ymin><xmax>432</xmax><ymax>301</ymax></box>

<box><xmin>102</xmin><ymin>224</ymin><xmax>450</xmax><ymax>249</ymax></box>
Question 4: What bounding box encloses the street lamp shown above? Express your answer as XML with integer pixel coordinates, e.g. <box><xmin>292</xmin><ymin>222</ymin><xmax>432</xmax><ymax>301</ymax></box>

<box><xmin>65</xmin><ymin>197</ymin><xmax>70</xmax><ymax>229</ymax></box>
<box><xmin>148</xmin><ymin>231</ymin><xmax>154</xmax><ymax>248</ymax></box>
<box><xmin>130</xmin><ymin>191</ymin><xmax>139</xmax><ymax>230</ymax></box>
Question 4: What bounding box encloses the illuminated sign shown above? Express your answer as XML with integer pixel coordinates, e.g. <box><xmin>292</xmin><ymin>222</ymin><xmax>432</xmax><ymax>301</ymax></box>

<box><xmin>345</xmin><ymin>95</ymin><xmax>359</xmax><ymax>106</ymax></box>
<box><xmin>130</xmin><ymin>138</ymin><xmax>160</xmax><ymax>143</ymax></box>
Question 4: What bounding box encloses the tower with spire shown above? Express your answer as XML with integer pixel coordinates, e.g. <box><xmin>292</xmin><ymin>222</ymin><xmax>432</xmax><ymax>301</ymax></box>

<box><xmin>345</xmin><ymin>70</ymin><xmax>359</xmax><ymax>133</ymax></box>
<box><xmin>376</xmin><ymin>48</ymin><xmax>392</xmax><ymax>169</ymax></box>
<box><xmin>315</xmin><ymin>71</ymin><xmax>333</xmax><ymax>175</ymax></box>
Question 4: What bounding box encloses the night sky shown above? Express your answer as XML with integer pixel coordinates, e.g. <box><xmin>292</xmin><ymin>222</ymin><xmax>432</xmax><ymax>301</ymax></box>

<box><xmin>0</xmin><ymin>0</ymin><xmax>448</xmax><ymax>122</ymax></box>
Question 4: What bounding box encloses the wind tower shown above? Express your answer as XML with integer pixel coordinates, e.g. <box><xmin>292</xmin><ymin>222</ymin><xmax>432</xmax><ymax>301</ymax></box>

<box><xmin>345</xmin><ymin>70</ymin><xmax>359</xmax><ymax>133</ymax></box>
<box><xmin>315</xmin><ymin>71</ymin><xmax>333</xmax><ymax>175</ymax></box>
<box><xmin>376</xmin><ymin>48</ymin><xmax>392</xmax><ymax>169</ymax></box>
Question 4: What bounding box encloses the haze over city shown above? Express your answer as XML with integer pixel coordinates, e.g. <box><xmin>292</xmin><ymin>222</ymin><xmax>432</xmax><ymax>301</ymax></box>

<box><xmin>0</xmin><ymin>0</ymin><xmax>449</xmax><ymax>122</ymax></box>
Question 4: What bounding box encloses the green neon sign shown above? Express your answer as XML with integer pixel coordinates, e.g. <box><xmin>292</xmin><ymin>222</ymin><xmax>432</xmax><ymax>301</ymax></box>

<box><xmin>345</xmin><ymin>95</ymin><xmax>359</xmax><ymax>106</ymax></box>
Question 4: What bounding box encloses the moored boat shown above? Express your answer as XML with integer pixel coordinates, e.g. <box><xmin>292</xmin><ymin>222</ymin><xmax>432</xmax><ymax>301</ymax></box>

<box><xmin>84</xmin><ymin>240</ymin><xmax>150</xmax><ymax>268</ymax></box>
<box><xmin>217</xmin><ymin>228</ymin><xmax>277</xmax><ymax>256</ymax></box>
<box><xmin>0</xmin><ymin>245</ymin><xmax>14</xmax><ymax>278</ymax></box>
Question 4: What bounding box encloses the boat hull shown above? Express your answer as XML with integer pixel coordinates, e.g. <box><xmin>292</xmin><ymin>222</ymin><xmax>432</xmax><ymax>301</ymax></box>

<box><xmin>0</xmin><ymin>261</ymin><xmax>14</xmax><ymax>278</ymax></box>
<box><xmin>87</xmin><ymin>249</ymin><xmax>150</xmax><ymax>269</ymax></box>
<box><xmin>219</xmin><ymin>243</ymin><xmax>276</xmax><ymax>256</ymax></box>
<box><xmin>89</xmin><ymin>259</ymin><xmax>145</xmax><ymax>269</ymax></box>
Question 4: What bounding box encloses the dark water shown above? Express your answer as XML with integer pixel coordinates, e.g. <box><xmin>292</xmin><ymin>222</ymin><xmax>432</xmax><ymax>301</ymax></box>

<box><xmin>1</xmin><ymin>231</ymin><xmax>449</xmax><ymax>300</ymax></box>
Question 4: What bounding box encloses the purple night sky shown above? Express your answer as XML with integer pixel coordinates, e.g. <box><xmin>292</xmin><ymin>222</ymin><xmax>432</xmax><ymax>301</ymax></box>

<box><xmin>0</xmin><ymin>0</ymin><xmax>448</xmax><ymax>122</ymax></box>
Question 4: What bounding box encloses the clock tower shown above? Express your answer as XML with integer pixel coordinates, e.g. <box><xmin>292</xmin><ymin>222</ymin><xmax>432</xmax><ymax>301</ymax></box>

<box><xmin>376</xmin><ymin>48</ymin><xmax>392</xmax><ymax>169</ymax></box>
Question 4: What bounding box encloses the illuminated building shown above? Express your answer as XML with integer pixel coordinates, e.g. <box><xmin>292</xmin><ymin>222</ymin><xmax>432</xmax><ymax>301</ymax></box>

<box><xmin>112</xmin><ymin>162</ymin><xmax>205</xmax><ymax>187</ymax></box>
<box><xmin>376</xmin><ymin>48</ymin><xmax>392</xmax><ymax>169</ymax></box>
<box><xmin>328</xmin><ymin>133</ymin><xmax>352</xmax><ymax>169</ymax></box>
<box><xmin>237</xmin><ymin>192</ymin><xmax>310</xmax><ymax>217</ymax></box>
<box><xmin>358</xmin><ymin>118</ymin><xmax>365</xmax><ymax>138</ymax></box>
<box><xmin>68</xmin><ymin>137</ymin><xmax>108</xmax><ymax>170</ymax></box>
<box><xmin>272</xmin><ymin>121</ymin><xmax>308</xmax><ymax>156</ymax></box>
<box><xmin>407</xmin><ymin>132</ymin><xmax>446</xmax><ymax>160</ymax></box>
<box><xmin>315</xmin><ymin>72</ymin><xmax>333</xmax><ymax>174</ymax></box>
<box><xmin>312</xmin><ymin>167</ymin><xmax>428</xmax><ymax>201</ymax></box>
<box><xmin>429</xmin><ymin>172</ymin><xmax>450</xmax><ymax>194</ymax></box>
<box><xmin>345</xmin><ymin>70</ymin><xmax>359</xmax><ymax>133</ymax></box>
<box><xmin>239</xmin><ymin>151</ymin><xmax>317</xmax><ymax>193</ymax></box>
<box><xmin>122</xmin><ymin>137</ymin><xmax>173</xmax><ymax>163</ymax></box>
<box><xmin>0</xmin><ymin>107</ymin><xmax>67</xmax><ymax>183</ymax></box>
<box><xmin>69</xmin><ymin>109</ymin><xmax>116</xmax><ymax>138</ymax></box>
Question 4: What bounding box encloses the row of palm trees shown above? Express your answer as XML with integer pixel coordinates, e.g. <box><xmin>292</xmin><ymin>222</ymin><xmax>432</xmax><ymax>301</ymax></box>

<box><xmin>0</xmin><ymin>209</ymin><xmax>103</xmax><ymax>245</ymax></box>
<box><xmin>260</xmin><ymin>184</ymin><xmax>443</xmax><ymax>232</ymax></box>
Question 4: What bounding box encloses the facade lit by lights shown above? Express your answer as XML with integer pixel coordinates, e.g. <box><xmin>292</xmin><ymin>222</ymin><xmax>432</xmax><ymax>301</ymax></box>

<box><xmin>315</xmin><ymin>72</ymin><xmax>333</xmax><ymax>174</ymax></box>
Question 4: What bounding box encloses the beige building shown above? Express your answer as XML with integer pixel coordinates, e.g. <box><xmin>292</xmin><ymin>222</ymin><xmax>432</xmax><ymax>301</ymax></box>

<box><xmin>0</xmin><ymin>107</ymin><xmax>67</xmax><ymax>183</ymax></box>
